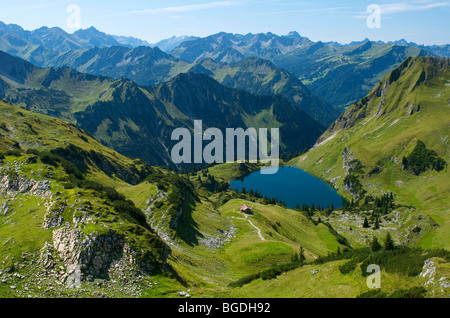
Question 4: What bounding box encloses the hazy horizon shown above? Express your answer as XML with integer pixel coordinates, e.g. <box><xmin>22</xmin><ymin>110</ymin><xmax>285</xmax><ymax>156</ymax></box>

<box><xmin>0</xmin><ymin>0</ymin><xmax>449</xmax><ymax>46</ymax></box>
<box><xmin>1</xmin><ymin>19</ymin><xmax>449</xmax><ymax>47</ymax></box>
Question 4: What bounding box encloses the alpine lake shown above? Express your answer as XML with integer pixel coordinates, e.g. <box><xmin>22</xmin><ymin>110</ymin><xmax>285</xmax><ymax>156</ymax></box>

<box><xmin>230</xmin><ymin>165</ymin><xmax>343</xmax><ymax>209</ymax></box>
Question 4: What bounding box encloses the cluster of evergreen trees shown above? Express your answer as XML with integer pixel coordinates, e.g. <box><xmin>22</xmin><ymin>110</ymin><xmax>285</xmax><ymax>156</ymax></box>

<box><xmin>361</xmin><ymin>192</ymin><xmax>395</xmax><ymax>229</ymax></box>
<box><xmin>343</xmin><ymin>173</ymin><xmax>366</xmax><ymax>198</ymax></box>
<box><xmin>176</xmin><ymin>163</ymin><xmax>214</xmax><ymax>176</ymax></box>
<box><xmin>369</xmin><ymin>232</ymin><xmax>395</xmax><ymax>252</ymax></box>
<box><xmin>236</xmin><ymin>186</ymin><xmax>289</xmax><ymax>208</ymax></box>
<box><xmin>342</xmin><ymin>198</ymin><xmax>357</xmax><ymax>211</ymax></box>
<box><xmin>295</xmin><ymin>202</ymin><xmax>335</xmax><ymax>217</ymax></box>
<box><xmin>402</xmin><ymin>140</ymin><xmax>447</xmax><ymax>175</ymax></box>
<box><xmin>372</xmin><ymin>192</ymin><xmax>395</xmax><ymax>215</ymax></box>
<box><xmin>197</xmin><ymin>172</ymin><xmax>229</xmax><ymax>193</ymax></box>
<box><xmin>317</xmin><ymin>231</ymin><xmax>449</xmax><ymax>278</ymax></box>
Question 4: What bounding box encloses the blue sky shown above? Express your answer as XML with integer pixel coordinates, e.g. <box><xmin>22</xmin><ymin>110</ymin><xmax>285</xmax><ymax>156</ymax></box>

<box><xmin>0</xmin><ymin>0</ymin><xmax>448</xmax><ymax>45</ymax></box>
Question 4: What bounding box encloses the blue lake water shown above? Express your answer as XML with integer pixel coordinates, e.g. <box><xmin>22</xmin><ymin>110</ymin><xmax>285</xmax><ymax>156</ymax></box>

<box><xmin>230</xmin><ymin>165</ymin><xmax>343</xmax><ymax>209</ymax></box>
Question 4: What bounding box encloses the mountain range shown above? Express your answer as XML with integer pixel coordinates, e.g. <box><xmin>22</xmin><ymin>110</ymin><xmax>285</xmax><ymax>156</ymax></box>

<box><xmin>1</xmin><ymin>21</ymin><xmax>447</xmax><ymax>110</ymax></box>
<box><xmin>152</xmin><ymin>35</ymin><xmax>199</xmax><ymax>53</ymax></box>
<box><xmin>39</xmin><ymin>46</ymin><xmax>338</xmax><ymax>126</ymax></box>
<box><xmin>0</xmin><ymin>50</ymin><xmax>324</xmax><ymax>165</ymax></box>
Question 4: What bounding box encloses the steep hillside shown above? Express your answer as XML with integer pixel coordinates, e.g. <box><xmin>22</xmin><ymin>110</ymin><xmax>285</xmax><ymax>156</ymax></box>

<box><xmin>0</xmin><ymin>100</ymin><xmax>177</xmax><ymax>297</ymax></box>
<box><xmin>0</xmin><ymin>98</ymin><xmax>149</xmax><ymax>185</ymax></box>
<box><xmin>292</xmin><ymin>56</ymin><xmax>449</xmax><ymax>250</ymax></box>
<box><xmin>41</xmin><ymin>47</ymin><xmax>337</xmax><ymax>126</ymax></box>
<box><xmin>147</xmin><ymin>72</ymin><xmax>325</xmax><ymax>157</ymax></box>
<box><xmin>187</xmin><ymin>58</ymin><xmax>340</xmax><ymax>126</ymax></box>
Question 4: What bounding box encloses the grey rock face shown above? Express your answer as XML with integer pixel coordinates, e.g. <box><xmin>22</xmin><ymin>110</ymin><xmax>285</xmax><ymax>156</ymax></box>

<box><xmin>42</xmin><ymin>204</ymin><xmax>65</xmax><ymax>229</ymax></box>
<box><xmin>0</xmin><ymin>200</ymin><xmax>10</xmax><ymax>216</ymax></box>
<box><xmin>0</xmin><ymin>174</ymin><xmax>51</xmax><ymax>198</ymax></box>
<box><xmin>39</xmin><ymin>242</ymin><xmax>55</xmax><ymax>269</ymax></box>
<box><xmin>52</xmin><ymin>227</ymin><xmax>152</xmax><ymax>279</ymax></box>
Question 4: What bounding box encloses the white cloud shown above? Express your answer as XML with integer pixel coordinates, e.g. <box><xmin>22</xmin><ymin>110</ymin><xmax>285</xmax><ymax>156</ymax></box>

<box><xmin>352</xmin><ymin>1</ymin><xmax>449</xmax><ymax>19</ymax></box>
<box><xmin>131</xmin><ymin>1</ymin><xmax>240</xmax><ymax>14</ymax></box>
<box><xmin>380</xmin><ymin>1</ymin><xmax>450</xmax><ymax>14</ymax></box>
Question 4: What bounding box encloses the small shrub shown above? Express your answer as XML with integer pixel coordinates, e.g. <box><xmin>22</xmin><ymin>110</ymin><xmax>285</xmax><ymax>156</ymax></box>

<box><xmin>229</xmin><ymin>262</ymin><xmax>304</xmax><ymax>288</ymax></box>
<box><xmin>113</xmin><ymin>200</ymin><xmax>147</xmax><ymax>227</ymax></box>
<box><xmin>388</xmin><ymin>287</ymin><xmax>426</xmax><ymax>298</ymax></box>
<box><xmin>357</xmin><ymin>286</ymin><xmax>426</xmax><ymax>298</ymax></box>
<box><xmin>4</xmin><ymin>149</ymin><xmax>22</xmax><ymax>157</ymax></box>
<box><xmin>339</xmin><ymin>259</ymin><xmax>358</xmax><ymax>274</ymax></box>
<box><xmin>357</xmin><ymin>290</ymin><xmax>387</xmax><ymax>298</ymax></box>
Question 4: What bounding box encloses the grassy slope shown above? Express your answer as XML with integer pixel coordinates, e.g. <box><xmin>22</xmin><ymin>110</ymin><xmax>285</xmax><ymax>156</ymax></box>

<box><xmin>290</xmin><ymin>57</ymin><xmax>449</xmax><ymax>250</ymax></box>
<box><xmin>221</xmin><ymin>256</ymin><xmax>449</xmax><ymax>298</ymax></box>
<box><xmin>0</xmin><ymin>100</ymin><xmax>144</xmax><ymax>186</ymax></box>
<box><xmin>0</xmin><ymin>100</ymin><xmax>171</xmax><ymax>297</ymax></box>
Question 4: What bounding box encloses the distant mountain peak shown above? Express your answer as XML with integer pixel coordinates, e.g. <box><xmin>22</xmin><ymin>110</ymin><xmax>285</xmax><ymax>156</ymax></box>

<box><xmin>74</xmin><ymin>26</ymin><xmax>105</xmax><ymax>35</ymax></box>
<box><xmin>395</xmin><ymin>39</ymin><xmax>409</xmax><ymax>45</ymax></box>
<box><xmin>286</xmin><ymin>31</ymin><xmax>302</xmax><ymax>38</ymax></box>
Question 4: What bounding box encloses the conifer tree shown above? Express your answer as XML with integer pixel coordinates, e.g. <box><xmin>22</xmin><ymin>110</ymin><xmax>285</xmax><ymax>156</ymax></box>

<box><xmin>363</xmin><ymin>217</ymin><xmax>370</xmax><ymax>228</ymax></box>
<box><xmin>299</xmin><ymin>246</ymin><xmax>306</xmax><ymax>263</ymax></box>
<box><xmin>384</xmin><ymin>232</ymin><xmax>395</xmax><ymax>251</ymax></box>
<box><xmin>370</xmin><ymin>236</ymin><xmax>382</xmax><ymax>252</ymax></box>
<box><xmin>373</xmin><ymin>217</ymin><xmax>380</xmax><ymax>230</ymax></box>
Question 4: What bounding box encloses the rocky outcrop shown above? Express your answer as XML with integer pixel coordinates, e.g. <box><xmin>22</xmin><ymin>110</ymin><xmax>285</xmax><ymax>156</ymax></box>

<box><xmin>171</xmin><ymin>207</ymin><xmax>183</xmax><ymax>229</ymax></box>
<box><xmin>406</xmin><ymin>102</ymin><xmax>421</xmax><ymax>116</ymax></box>
<box><xmin>341</xmin><ymin>147</ymin><xmax>354</xmax><ymax>174</ymax></box>
<box><xmin>51</xmin><ymin>227</ymin><xmax>153</xmax><ymax>279</ymax></box>
<box><xmin>0</xmin><ymin>200</ymin><xmax>10</xmax><ymax>216</ymax></box>
<box><xmin>199</xmin><ymin>226</ymin><xmax>236</xmax><ymax>249</ymax></box>
<box><xmin>420</xmin><ymin>259</ymin><xmax>450</xmax><ymax>296</ymax></box>
<box><xmin>39</xmin><ymin>242</ymin><xmax>55</xmax><ymax>269</ymax></box>
<box><xmin>0</xmin><ymin>174</ymin><xmax>52</xmax><ymax>198</ymax></box>
<box><xmin>42</xmin><ymin>202</ymin><xmax>65</xmax><ymax>230</ymax></box>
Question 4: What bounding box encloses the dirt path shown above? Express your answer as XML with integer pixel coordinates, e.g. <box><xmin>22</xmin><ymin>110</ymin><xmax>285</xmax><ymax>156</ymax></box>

<box><xmin>231</xmin><ymin>212</ymin><xmax>265</xmax><ymax>241</ymax></box>
<box><xmin>231</xmin><ymin>212</ymin><xmax>266</xmax><ymax>241</ymax></box>
<box><xmin>244</xmin><ymin>214</ymin><xmax>265</xmax><ymax>241</ymax></box>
